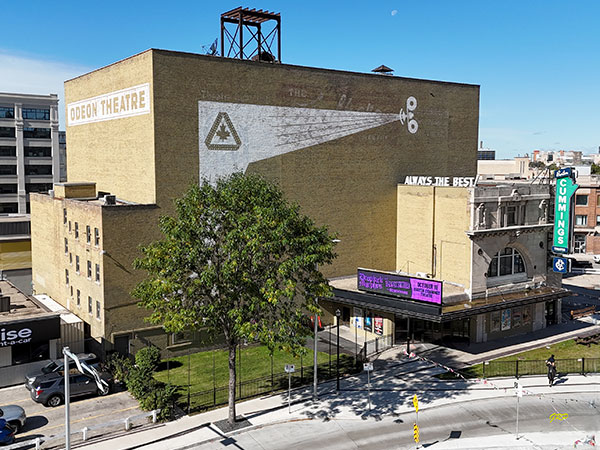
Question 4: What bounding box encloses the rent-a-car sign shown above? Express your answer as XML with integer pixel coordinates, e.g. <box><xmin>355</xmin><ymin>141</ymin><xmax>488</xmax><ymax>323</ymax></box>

<box><xmin>0</xmin><ymin>316</ymin><xmax>60</xmax><ymax>347</ymax></box>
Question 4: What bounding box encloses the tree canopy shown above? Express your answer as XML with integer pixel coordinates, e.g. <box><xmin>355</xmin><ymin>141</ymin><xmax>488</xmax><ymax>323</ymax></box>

<box><xmin>132</xmin><ymin>173</ymin><xmax>337</xmax><ymax>423</ymax></box>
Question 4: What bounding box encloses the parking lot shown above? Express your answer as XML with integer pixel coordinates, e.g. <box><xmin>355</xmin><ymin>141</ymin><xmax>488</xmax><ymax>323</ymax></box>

<box><xmin>1</xmin><ymin>383</ymin><xmax>142</xmax><ymax>445</ymax></box>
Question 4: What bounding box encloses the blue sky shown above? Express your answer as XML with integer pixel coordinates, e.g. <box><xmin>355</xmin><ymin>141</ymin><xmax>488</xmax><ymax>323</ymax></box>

<box><xmin>1</xmin><ymin>0</ymin><xmax>598</xmax><ymax>159</ymax></box>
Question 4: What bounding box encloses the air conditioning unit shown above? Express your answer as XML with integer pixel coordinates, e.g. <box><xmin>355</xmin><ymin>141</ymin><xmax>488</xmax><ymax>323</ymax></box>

<box><xmin>104</xmin><ymin>195</ymin><xmax>116</xmax><ymax>205</ymax></box>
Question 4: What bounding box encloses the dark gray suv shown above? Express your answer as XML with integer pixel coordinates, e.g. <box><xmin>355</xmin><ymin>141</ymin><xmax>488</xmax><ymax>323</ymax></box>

<box><xmin>29</xmin><ymin>372</ymin><xmax>111</xmax><ymax>407</ymax></box>
<box><xmin>25</xmin><ymin>353</ymin><xmax>97</xmax><ymax>392</ymax></box>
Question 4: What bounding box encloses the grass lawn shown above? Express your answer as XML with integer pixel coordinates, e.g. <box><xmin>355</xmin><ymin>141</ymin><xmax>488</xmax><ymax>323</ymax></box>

<box><xmin>437</xmin><ymin>338</ymin><xmax>599</xmax><ymax>380</ymax></box>
<box><xmin>155</xmin><ymin>344</ymin><xmax>353</xmax><ymax>395</ymax></box>
<box><xmin>493</xmin><ymin>338</ymin><xmax>599</xmax><ymax>361</ymax></box>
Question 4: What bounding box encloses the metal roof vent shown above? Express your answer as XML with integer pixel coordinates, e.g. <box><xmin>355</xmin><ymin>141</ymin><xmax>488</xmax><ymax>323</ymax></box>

<box><xmin>0</xmin><ymin>296</ymin><xmax>10</xmax><ymax>313</ymax></box>
<box><xmin>372</xmin><ymin>65</ymin><xmax>394</xmax><ymax>75</ymax></box>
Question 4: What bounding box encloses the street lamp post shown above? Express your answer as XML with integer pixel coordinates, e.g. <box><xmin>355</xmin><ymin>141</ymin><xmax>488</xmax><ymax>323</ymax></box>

<box><xmin>313</xmin><ymin>299</ymin><xmax>319</xmax><ymax>401</ymax></box>
<box><xmin>336</xmin><ymin>308</ymin><xmax>341</xmax><ymax>392</ymax></box>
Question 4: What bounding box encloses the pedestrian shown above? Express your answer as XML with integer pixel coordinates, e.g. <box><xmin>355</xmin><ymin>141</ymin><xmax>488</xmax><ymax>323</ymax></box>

<box><xmin>546</xmin><ymin>354</ymin><xmax>556</xmax><ymax>387</ymax></box>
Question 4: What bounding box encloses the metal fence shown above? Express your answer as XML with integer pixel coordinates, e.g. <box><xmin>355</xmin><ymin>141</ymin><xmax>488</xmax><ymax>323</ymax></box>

<box><xmin>482</xmin><ymin>358</ymin><xmax>600</xmax><ymax>378</ymax></box>
<box><xmin>157</xmin><ymin>339</ymin><xmax>367</xmax><ymax>414</ymax></box>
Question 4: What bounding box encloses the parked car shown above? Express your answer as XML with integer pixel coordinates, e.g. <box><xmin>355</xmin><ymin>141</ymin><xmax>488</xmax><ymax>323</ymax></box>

<box><xmin>0</xmin><ymin>420</ymin><xmax>16</xmax><ymax>446</ymax></box>
<box><xmin>29</xmin><ymin>371</ymin><xmax>112</xmax><ymax>407</ymax></box>
<box><xmin>25</xmin><ymin>353</ymin><xmax>97</xmax><ymax>391</ymax></box>
<box><xmin>568</xmin><ymin>258</ymin><xmax>593</xmax><ymax>269</ymax></box>
<box><xmin>593</xmin><ymin>255</ymin><xmax>600</xmax><ymax>264</ymax></box>
<box><xmin>0</xmin><ymin>406</ymin><xmax>26</xmax><ymax>434</ymax></box>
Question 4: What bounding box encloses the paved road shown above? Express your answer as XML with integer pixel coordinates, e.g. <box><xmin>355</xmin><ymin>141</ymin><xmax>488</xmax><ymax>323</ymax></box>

<box><xmin>1</xmin><ymin>383</ymin><xmax>141</xmax><ymax>444</ymax></box>
<box><xmin>191</xmin><ymin>392</ymin><xmax>600</xmax><ymax>450</ymax></box>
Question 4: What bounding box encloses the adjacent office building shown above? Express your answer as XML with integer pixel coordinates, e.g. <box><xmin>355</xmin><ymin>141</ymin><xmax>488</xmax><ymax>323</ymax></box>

<box><xmin>0</xmin><ymin>92</ymin><xmax>61</xmax><ymax>214</ymax></box>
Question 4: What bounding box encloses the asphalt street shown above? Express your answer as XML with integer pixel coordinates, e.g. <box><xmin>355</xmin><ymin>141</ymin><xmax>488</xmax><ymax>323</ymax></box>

<box><xmin>190</xmin><ymin>392</ymin><xmax>600</xmax><ymax>450</ymax></box>
<box><xmin>1</xmin><ymin>383</ymin><xmax>142</xmax><ymax>445</ymax></box>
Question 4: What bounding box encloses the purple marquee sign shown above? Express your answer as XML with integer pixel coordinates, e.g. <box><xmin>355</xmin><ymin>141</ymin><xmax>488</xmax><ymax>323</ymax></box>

<box><xmin>357</xmin><ymin>269</ymin><xmax>442</xmax><ymax>305</ymax></box>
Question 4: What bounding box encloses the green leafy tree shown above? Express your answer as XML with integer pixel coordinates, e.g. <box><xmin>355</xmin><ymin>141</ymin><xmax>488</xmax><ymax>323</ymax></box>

<box><xmin>132</xmin><ymin>173</ymin><xmax>337</xmax><ymax>424</ymax></box>
<box><xmin>592</xmin><ymin>163</ymin><xmax>600</xmax><ymax>175</ymax></box>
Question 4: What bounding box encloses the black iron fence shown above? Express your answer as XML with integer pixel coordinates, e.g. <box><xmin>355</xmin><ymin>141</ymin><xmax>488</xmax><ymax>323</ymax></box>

<box><xmin>482</xmin><ymin>358</ymin><xmax>600</xmax><ymax>379</ymax></box>
<box><xmin>182</xmin><ymin>357</ymin><xmax>359</xmax><ymax>414</ymax></box>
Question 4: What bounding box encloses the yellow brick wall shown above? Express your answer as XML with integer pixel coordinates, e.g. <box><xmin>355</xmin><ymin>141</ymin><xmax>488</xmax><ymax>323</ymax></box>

<box><xmin>64</xmin><ymin>51</ymin><xmax>156</xmax><ymax>204</ymax></box>
<box><xmin>396</xmin><ymin>186</ymin><xmax>471</xmax><ymax>291</ymax></box>
<box><xmin>151</xmin><ymin>50</ymin><xmax>480</xmax><ymax>277</ymax></box>
<box><xmin>101</xmin><ymin>205</ymin><xmax>161</xmax><ymax>342</ymax></box>
<box><xmin>31</xmin><ymin>193</ymin><xmax>106</xmax><ymax>339</ymax></box>
<box><xmin>0</xmin><ymin>240</ymin><xmax>31</xmax><ymax>270</ymax></box>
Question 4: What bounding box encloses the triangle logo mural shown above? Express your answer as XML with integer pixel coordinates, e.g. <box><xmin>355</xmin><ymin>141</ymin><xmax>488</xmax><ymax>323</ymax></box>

<box><xmin>204</xmin><ymin>112</ymin><xmax>241</xmax><ymax>151</ymax></box>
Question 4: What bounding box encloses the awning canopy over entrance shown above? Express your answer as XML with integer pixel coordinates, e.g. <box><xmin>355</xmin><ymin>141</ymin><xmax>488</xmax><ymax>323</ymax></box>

<box><xmin>330</xmin><ymin>275</ymin><xmax>570</xmax><ymax>323</ymax></box>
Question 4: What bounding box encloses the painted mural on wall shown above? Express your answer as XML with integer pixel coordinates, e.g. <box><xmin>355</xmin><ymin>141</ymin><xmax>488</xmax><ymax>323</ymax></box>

<box><xmin>198</xmin><ymin>97</ymin><xmax>418</xmax><ymax>182</ymax></box>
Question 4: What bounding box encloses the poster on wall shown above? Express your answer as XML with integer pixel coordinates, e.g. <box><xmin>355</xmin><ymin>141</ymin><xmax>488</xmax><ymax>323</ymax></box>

<box><xmin>522</xmin><ymin>306</ymin><xmax>531</xmax><ymax>326</ymax></box>
<box><xmin>374</xmin><ymin>317</ymin><xmax>384</xmax><ymax>335</ymax></box>
<box><xmin>491</xmin><ymin>311</ymin><xmax>501</xmax><ymax>332</ymax></box>
<box><xmin>364</xmin><ymin>312</ymin><xmax>373</xmax><ymax>332</ymax></box>
<box><xmin>353</xmin><ymin>307</ymin><xmax>363</xmax><ymax>329</ymax></box>
<box><xmin>501</xmin><ymin>309</ymin><xmax>511</xmax><ymax>331</ymax></box>
<box><xmin>513</xmin><ymin>307</ymin><xmax>522</xmax><ymax>328</ymax></box>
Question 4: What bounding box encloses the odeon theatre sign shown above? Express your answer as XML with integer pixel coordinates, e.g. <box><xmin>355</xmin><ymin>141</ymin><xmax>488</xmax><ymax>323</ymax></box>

<box><xmin>552</xmin><ymin>168</ymin><xmax>578</xmax><ymax>254</ymax></box>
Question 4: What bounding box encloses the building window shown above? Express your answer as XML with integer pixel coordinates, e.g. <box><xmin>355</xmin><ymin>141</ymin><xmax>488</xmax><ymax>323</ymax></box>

<box><xmin>88</xmin><ymin>296</ymin><xmax>92</xmax><ymax>314</ymax></box>
<box><xmin>0</xmin><ymin>107</ymin><xmax>14</xmax><ymax>119</ymax></box>
<box><xmin>23</xmin><ymin>127</ymin><xmax>51</xmax><ymax>139</ymax></box>
<box><xmin>96</xmin><ymin>301</ymin><xmax>101</xmax><ymax>320</ymax></box>
<box><xmin>94</xmin><ymin>227</ymin><xmax>100</xmax><ymax>246</ymax></box>
<box><xmin>86</xmin><ymin>225</ymin><xmax>91</xmax><ymax>244</ymax></box>
<box><xmin>77</xmin><ymin>289</ymin><xmax>81</xmax><ymax>306</ymax></box>
<box><xmin>25</xmin><ymin>165</ymin><xmax>52</xmax><ymax>175</ymax></box>
<box><xmin>74</xmin><ymin>222</ymin><xmax>79</xmax><ymax>239</ymax></box>
<box><xmin>575</xmin><ymin>195</ymin><xmax>588</xmax><ymax>206</ymax></box>
<box><xmin>487</xmin><ymin>247</ymin><xmax>526</xmax><ymax>278</ymax></box>
<box><xmin>64</xmin><ymin>238</ymin><xmax>68</xmax><ymax>254</ymax></box>
<box><xmin>0</xmin><ymin>127</ymin><xmax>15</xmax><ymax>138</ymax></box>
<box><xmin>65</xmin><ymin>269</ymin><xmax>69</xmax><ymax>285</ymax></box>
<box><xmin>22</xmin><ymin>108</ymin><xmax>50</xmax><ymax>120</ymax></box>
<box><xmin>24</xmin><ymin>146</ymin><xmax>51</xmax><ymax>157</ymax></box>
<box><xmin>0</xmin><ymin>165</ymin><xmax>17</xmax><ymax>176</ymax></box>
<box><xmin>95</xmin><ymin>264</ymin><xmax>100</xmax><ymax>283</ymax></box>
<box><xmin>575</xmin><ymin>215</ymin><xmax>588</xmax><ymax>226</ymax></box>
<box><xmin>76</xmin><ymin>255</ymin><xmax>80</xmax><ymax>274</ymax></box>
<box><xmin>69</xmin><ymin>221</ymin><xmax>72</xmax><ymax>233</ymax></box>
<box><xmin>63</xmin><ymin>208</ymin><xmax>67</xmax><ymax>224</ymax></box>
<box><xmin>597</xmin><ymin>215</ymin><xmax>600</xmax><ymax>226</ymax></box>
<box><xmin>69</xmin><ymin>253</ymin><xmax>72</xmax><ymax>265</ymax></box>
<box><xmin>171</xmin><ymin>331</ymin><xmax>194</xmax><ymax>346</ymax></box>
<box><xmin>505</xmin><ymin>206</ymin><xmax>517</xmax><ymax>226</ymax></box>
<box><xmin>87</xmin><ymin>260</ymin><xmax>92</xmax><ymax>279</ymax></box>
<box><xmin>574</xmin><ymin>234</ymin><xmax>586</xmax><ymax>253</ymax></box>
<box><xmin>0</xmin><ymin>145</ymin><xmax>16</xmax><ymax>157</ymax></box>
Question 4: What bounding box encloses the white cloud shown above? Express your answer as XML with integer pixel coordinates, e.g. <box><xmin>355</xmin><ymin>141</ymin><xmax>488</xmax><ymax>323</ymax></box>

<box><xmin>391</xmin><ymin>9</ymin><xmax>398</xmax><ymax>16</ymax></box>
<box><xmin>0</xmin><ymin>51</ymin><xmax>92</xmax><ymax>130</ymax></box>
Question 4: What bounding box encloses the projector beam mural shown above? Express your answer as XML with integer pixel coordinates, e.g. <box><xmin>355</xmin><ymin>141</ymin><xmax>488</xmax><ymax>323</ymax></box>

<box><xmin>199</xmin><ymin>97</ymin><xmax>418</xmax><ymax>182</ymax></box>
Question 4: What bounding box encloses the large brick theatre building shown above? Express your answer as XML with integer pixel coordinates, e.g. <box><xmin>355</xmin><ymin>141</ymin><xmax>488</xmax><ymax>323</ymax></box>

<box><xmin>30</xmin><ymin>47</ymin><xmax>492</xmax><ymax>354</ymax></box>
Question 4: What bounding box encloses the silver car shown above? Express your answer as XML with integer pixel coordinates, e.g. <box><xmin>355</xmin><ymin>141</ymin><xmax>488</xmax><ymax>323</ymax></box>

<box><xmin>0</xmin><ymin>405</ymin><xmax>26</xmax><ymax>434</ymax></box>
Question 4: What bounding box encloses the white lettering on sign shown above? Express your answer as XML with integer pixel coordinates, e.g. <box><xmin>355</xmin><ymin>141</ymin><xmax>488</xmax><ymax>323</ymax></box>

<box><xmin>67</xmin><ymin>83</ymin><xmax>150</xmax><ymax>126</ymax></box>
<box><xmin>0</xmin><ymin>327</ymin><xmax>33</xmax><ymax>346</ymax></box>
<box><xmin>403</xmin><ymin>175</ymin><xmax>476</xmax><ymax>187</ymax></box>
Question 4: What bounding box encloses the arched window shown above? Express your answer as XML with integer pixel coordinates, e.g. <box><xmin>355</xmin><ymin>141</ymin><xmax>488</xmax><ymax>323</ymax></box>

<box><xmin>487</xmin><ymin>247</ymin><xmax>525</xmax><ymax>278</ymax></box>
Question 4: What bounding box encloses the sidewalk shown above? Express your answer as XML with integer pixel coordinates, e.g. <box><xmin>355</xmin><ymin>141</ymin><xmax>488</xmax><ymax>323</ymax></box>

<box><xmin>77</xmin><ymin>358</ymin><xmax>600</xmax><ymax>450</ymax></box>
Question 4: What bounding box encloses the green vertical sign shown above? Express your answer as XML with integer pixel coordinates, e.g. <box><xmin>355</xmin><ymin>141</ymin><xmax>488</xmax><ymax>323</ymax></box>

<box><xmin>552</xmin><ymin>176</ymin><xmax>578</xmax><ymax>253</ymax></box>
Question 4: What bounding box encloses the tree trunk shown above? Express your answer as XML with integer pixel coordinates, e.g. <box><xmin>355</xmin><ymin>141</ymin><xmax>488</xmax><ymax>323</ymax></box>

<box><xmin>228</xmin><ymin>343</ymin><xmax>237</xmax><ymax>424</ymax></box>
